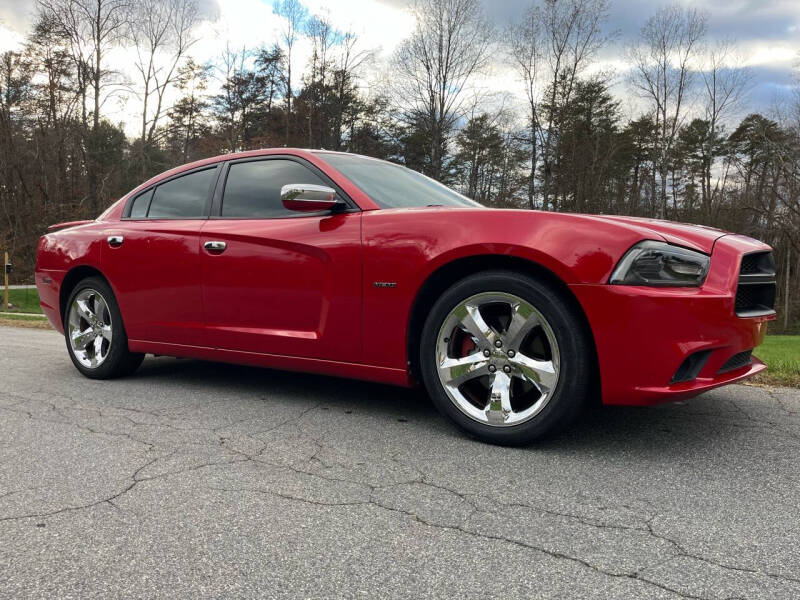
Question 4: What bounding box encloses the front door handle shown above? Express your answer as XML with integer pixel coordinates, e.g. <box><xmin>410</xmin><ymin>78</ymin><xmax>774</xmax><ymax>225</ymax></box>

<box><xmin>204</xmin><ymin>241</ymin><xmax>227</xmax><ymax>253</ymax></box>
<box><xmin>107</xmin><ymin>235</ymin><xmax>124</xmax><ymax>247</ymax></box>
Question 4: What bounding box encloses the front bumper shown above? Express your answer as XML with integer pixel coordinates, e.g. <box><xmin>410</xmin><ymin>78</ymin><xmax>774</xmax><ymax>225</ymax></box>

<box><xmin>570</xmin><ymin>234</ymin><xmax>774</xmax><ymax>406</ymax></box>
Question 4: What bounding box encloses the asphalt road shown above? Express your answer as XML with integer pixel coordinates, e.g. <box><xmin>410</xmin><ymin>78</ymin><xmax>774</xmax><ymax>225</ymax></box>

<box><xmin>1</xmin><ymin>326</ymin><xmax>799</xmax><ymax>599</ymax></box>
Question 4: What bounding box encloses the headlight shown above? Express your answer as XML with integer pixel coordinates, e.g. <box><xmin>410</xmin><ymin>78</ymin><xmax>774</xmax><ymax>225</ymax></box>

<box><xmin>610</xmin><ymin>240</ymin><xmax>710</xmax><ymax>287</ymax></box>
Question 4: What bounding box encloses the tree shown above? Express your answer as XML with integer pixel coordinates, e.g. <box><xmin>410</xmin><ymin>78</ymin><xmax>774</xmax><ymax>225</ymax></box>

<box><xmin>0</xmin><ymin>51</ymin><xmax>34</xmax><ymax>261</ymax></box>
<box><xmin>508</xmin><ymin>3</ymin><xmax>543</xmax><ymax>209</ymax></box>
<box><xmin>211</xmin><ymin>44</ymin><xmax>252</xmax><ymax>153</ymax></box>
<box><xmin>254</xmin><ymin>44</ymin><xmax>284</xmax><ymax>118</ymax></box>
<box><xmin>392</xmin><ymin>0</ymin><xmax>491</xmax><ymax>180</ymax></box>
<box><xmin>36</xmin><ymin>0</ymin><xmax>131</xmax><ymax>214</ymax></box>
<box><xmin>27</xmin><ymin>13</ymin><xmax>80</xmax><ymax>215</ymax></box>
<box><xmin>274</xmin><ymin>0</ymin><xmax>306</xmax><ymax>145</ymax></box>
<box><xmin>454</xmin><ymin>112</ymin><xmax>529</xmax><ymax>206</ymax></box>
<box><xmin>167</xmin><ymin>58</ymin><xmax>210</xmax><ymax>163</ymax></box>
<box><xmin>628</xmin><ymin>4</ymin><xmax>707</xmax><ymax>219</ymax></box>
<box><xmin>128</xmin><ymin>0</ymin><xmax>199</xmax><ymax>176</ymax></box>
<box><xmin>332</xmin><ymin>31</ymin><xmax>370</xmax><ymax>151</ymax></box>
<box><xmin>538</xmin><ymin>0</ymin><xmax>610</xmax><ymax>210</ymax></box>
<box><xmin>453</xmin><ymin>113</ymin><xmax>505</xmax><ymax>202</ymax></box>
<box><xmin>617</xmin><ymin>115</ymin><xmax>658</xmax><ymax>216</ymax></box>
<box><xmin>543</xmin><ymin>76</ymin><xmax>623</xmax><ymax>213</ymax></box>
<box><xmin>699</xmin><ymin>40</ymin><xmax>750</xmax><ymax>214</ymax></box>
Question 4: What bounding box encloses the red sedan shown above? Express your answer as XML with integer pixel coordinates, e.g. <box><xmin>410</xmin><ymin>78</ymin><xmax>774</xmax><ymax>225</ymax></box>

<box><xmin>35</xmin><ymin>149</ymin><xmax>776</xmax><ymax>444</ymax></box>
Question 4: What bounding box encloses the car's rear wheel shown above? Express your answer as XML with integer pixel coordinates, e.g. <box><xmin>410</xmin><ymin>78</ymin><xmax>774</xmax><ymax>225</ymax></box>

<box><xmin>64</xmin><ymin>276</ymin><xmax>144</xmax><ymax>379</ymax></box>
<box><xmin>419</xmin><ymin>270</ymin><xmax>593</xmax><ymax>445</ymax></box>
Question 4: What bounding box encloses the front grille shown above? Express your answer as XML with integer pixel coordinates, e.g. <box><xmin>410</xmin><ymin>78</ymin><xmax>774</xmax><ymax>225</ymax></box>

<box><xmin>740</xmin><ymin>253</ymin><xmax>773</xmax><ymax>274</ymax></box>
<box><xmin>718</xmin><ymin>350</ymin><xmax>752</xmax><ymax>374</ymax></box>
<box><xmin>735</xmin><ymin>251</ymin><xmax>776</xmax><ymax>317</ymax></box>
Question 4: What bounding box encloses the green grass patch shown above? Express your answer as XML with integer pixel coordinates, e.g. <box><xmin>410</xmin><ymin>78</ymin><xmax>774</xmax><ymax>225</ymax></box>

<box><xmin>753</xmin><ymin>335</ymin><xmax>800</xmax><ymax>387</ymax></box>
<box><xmin>3</xmin><ymin>287</ymin><xmax>42</xmax><ymax>313</ymax></box>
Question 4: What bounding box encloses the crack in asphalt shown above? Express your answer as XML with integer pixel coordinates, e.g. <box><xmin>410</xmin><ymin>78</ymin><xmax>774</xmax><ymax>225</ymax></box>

<box><xmin>0</xmin><ymin>452</ymin><xmax>171</xmax><ymax>523</ymax></box>
<box><xmin>204</xmin><ymin>482</ymin><xmax>706</xmax><ymax>600</ymax></box>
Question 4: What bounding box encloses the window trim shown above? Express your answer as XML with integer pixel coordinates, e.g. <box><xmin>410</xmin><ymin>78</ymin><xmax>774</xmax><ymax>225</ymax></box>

<box><xmin>122</xmin><ymin>163</ymin><xmax>222</xmax><ymax>220</ymax></box>
<box><xmin>210</xmin><ymin>154</ymin><xmax>360</xmax><ymax>220</ymax></box>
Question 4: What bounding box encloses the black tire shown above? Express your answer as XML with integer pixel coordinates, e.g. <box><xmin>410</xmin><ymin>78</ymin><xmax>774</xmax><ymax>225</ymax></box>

<box><xmin>64</xmin><ymin>276</ymin><xmax>144</xmax><ymax>379</ymax></box>
<box><xmin>419</xmin><ymin>270</ymin><xmax>593</xmax><ymax>445</ymax></box>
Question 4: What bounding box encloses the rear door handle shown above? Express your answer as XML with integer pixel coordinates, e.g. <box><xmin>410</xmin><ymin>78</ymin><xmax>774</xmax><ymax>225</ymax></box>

<box><xmin>107</xmin><ymin>235</ymin><xmax>123</xmax><ymax>247</ymax></box>
<box><xmin>204</xmin><ymin>241</ymin><xmax>227</xmax><ymax>253</ymax></box>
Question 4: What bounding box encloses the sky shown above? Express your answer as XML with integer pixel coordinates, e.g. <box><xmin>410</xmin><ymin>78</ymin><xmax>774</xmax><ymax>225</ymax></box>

<box><xmin>0</xmin><ymin>0</ymin><xmax>798</xmax><ymax>135</ymax></box>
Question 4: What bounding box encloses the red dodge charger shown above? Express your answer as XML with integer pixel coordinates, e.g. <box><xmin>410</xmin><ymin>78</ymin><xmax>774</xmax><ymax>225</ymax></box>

<box><xmin>35</xmin><ymin>149</ymin><xmax>776</xmax><ymax>444</ymax></box>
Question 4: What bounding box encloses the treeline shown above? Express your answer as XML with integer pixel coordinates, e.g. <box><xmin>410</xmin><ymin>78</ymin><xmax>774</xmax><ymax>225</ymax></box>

<box><xmin>1</xmin><ymin>0</ymin><xmax>798</xmax><ymax>331</ymax></box>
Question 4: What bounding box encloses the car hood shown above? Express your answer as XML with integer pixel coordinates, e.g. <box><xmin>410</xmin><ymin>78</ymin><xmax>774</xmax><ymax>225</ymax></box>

<box><xmin>378</xmin><ymin>206</ymin><xmax>730</xmax><ymax>255</ymax></box>
<box><xmin>584</xmin><ymin>215</ymin><xmax>729</xmax><ymax>254</ymax></box>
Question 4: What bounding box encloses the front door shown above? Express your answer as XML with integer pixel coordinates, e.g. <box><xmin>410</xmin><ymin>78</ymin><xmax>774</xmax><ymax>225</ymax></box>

<box><xmin>200</xmin><ymin>156</ymin><xmax>362</xmax><ymax>362</ymax></box>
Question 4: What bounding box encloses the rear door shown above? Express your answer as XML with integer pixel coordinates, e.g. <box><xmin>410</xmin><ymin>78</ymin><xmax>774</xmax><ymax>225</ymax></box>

<box><xmin>103</xmin><ymin>165</ymin><xmax>219</xmax><ymax>347</ymax></box>
<box><xmin>199</xmin><ymin>156</ymin><xmax>362</xmax><ymax>362</ymax></box>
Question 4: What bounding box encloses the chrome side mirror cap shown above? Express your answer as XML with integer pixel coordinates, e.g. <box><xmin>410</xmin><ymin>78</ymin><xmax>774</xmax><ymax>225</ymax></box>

<box><xmin>280</xmin><ymin>183</ymin><xmax>343</xmax><ymax>212</ymax></box>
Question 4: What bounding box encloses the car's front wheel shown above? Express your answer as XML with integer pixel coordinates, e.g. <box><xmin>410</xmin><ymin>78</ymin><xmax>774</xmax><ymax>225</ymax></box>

<box><xmin>64</xmin><ymin>276</ymin><xmax>144</xmax><ymax>379</ymax></box>
<box><xmin>419</xmin><ymin>270</ymin><xmax>593</xmax><ymax>445</ymax></box>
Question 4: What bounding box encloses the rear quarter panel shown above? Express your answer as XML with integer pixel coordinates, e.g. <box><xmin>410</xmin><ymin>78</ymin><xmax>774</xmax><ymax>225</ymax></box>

<box><xmin>35</xmin><ymin>224</ymin><xmax>106</xmax><ymax>333</ymax></box>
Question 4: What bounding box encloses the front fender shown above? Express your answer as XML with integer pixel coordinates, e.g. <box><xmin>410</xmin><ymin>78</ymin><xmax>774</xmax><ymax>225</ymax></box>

<box><xmin>361</xmin><ymin>208</ymin><xmax>659</xmax><ymax>371</ymax></box>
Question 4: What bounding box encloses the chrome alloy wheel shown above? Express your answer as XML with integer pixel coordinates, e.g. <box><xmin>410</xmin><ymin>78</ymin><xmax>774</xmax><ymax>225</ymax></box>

<box><xmin>435</xmin><ymin>292</ymin><xmax>561</xmax><ymax>427</ymax></box>
<box><xmin>67</xmin><ymin>288</ymin><xmax>113</xmax><ymax>369</ymax></box>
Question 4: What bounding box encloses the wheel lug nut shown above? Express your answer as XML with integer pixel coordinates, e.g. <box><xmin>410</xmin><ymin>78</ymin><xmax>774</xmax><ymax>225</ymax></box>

<box><xmin>503</xmin><ymin>365</ymin><xmax>511</xmax><ymax>373</ymax></box>
<box><xmin>488</xmin><ymin>365</ymin><xmax>496</xmax><ymax>373</ymax></box>
<box><xmin>483</xmin><ymin>349</ymin><xmax>491</xmax><ymax>357</ymax></box>
<box><xmin>494</xmin><ymin>340</ymin><xmax>502</xmax><ymax>348</ymax></box>
<box><xmin>507</xmin><ymin>349</ymin><xmax>515</xmax><ymax>358</ymax></box>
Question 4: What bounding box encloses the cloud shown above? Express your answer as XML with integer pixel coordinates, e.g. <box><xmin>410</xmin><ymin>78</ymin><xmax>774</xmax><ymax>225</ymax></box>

<box><xmin>0</xmin><ymin>0</ymin><xmax>796</xmax><ymax>131</ymax></box>
<box><xmin>0</xmin><ymin>0</ymin><xmax>33</xmax><ymax>33</ymax></box>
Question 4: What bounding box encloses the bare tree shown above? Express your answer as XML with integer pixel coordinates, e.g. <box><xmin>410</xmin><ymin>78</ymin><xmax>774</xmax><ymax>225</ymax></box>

<box><xmin>212</xmin><ymin>43</ymin><xmax>249</xmax><ymax>153</ymax></box>
<box><xmin>538</xmin><ymin>0</ymin><xmax>610</xmax><ymax>210</ymax></box>
<box><xmin>508</xmin><ymin>3</ymin><xmax>543</xmax><ymax>209</ymax></box>
<box><xmin>700</xmin><ymin>39</ymin><xmax>751</xmax><ymax>213</ymax></box>
<box><xmin>306</xmin><ymin>12</ymin><xmax>335</xmax><ymax>148</ymax></box>
<box><xmin>129</xmin><ymin>0</ymin><xmax>199</xmax><ymax>173</ymax></box>
<box><xmin>332</xmin><ymin>30</ymin><xmax>370</xmax><ymax>150</ymax></box>
<box><xmin>274</xmin><ymin>0</ymin><xmax>305</xmax><ymax>145</ymax></box>
<box><xmin>393</xmin><ymin>0</ymin><xmax>492</xmax><ymax>179</ymax></box>
<box><xmin>36</xmin><ymin>0</ymin><xmax>130</xmax><ymax>213</ymax></box>
<box><xmin>629</xmin><ymin>4</ymin><xmax>707</xmax><ymax>218</ymax></box>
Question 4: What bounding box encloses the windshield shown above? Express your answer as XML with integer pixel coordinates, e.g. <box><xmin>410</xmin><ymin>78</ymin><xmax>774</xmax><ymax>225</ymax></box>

<box><xmin>319</xmin><ymin>153</ymin><xmax>482</xmax><ymax>209</ymax></box>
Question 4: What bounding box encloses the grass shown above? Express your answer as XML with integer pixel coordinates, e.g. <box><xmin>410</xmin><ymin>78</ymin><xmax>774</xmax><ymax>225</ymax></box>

<box><xmin>0</xmin><ymin>285</ymin><xmax>798</xmax><ymax>386</ymax></box>
<box><xmin>753</xmin><ymin>335</ymin><xmax>800</xmax><ymax>388</ymax></box>
<box><xmin>3</xmin><ymin>287</ymin><xmax>43</xmax><ymax>313</ymax></box>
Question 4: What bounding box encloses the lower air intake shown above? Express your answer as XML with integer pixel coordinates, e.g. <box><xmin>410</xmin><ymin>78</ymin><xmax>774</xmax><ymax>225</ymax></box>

<box><xmin>671</xmin><ymin>350</ymin><xmax>712</xmax><ymax>384</ymax></box>
<box><xmin>717</xmin><ymin>350</ymin><xmax>752</xmax><ymax>374</ymax></box>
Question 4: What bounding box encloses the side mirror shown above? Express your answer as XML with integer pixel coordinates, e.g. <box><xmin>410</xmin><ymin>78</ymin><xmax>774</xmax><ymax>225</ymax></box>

<box><xmin>280</xmin><ymin>183</ymin><xmax>343</xmax><ymax>212</ymax></box>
